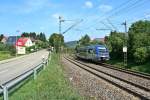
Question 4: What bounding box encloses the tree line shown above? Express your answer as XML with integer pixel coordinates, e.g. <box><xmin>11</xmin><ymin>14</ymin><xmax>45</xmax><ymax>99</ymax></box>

<box><xmin>21</xmin><ymin>32</ymin><xmax>46</xmax><ymax>42</ymax></box>
<box><xmin>106</xmin><ymin>20</ymin><xmax>150</xmax><ymax>64</ymax></box>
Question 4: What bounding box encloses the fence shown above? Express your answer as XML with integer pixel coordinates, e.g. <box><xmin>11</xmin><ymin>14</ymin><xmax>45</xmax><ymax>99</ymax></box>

<box><xmin>0</xmin><ymin>51</ymin><xmax>51</xmax><ymax>100</ymax></box>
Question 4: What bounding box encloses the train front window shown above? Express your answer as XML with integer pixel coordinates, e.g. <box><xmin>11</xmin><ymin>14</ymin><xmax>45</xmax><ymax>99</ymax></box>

<box><xmin>99</xmin><ymin>49</ymin><xmax>106</xmax><ymax>53</ymax></box>
<box><xmin>98</xmin><ymin>47</ymin><xmax>106</xmax><ymax>53</ymax></box>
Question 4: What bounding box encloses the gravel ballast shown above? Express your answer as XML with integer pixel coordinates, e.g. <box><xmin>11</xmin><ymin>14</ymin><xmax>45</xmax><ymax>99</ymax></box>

<box><xmin>62</xmin><ymin>57</ymin><xmax>140</xmax><ymax>100</ymax></box>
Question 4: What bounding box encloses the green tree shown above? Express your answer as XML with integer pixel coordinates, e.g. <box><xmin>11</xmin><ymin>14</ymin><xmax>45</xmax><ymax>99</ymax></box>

<box><xmin>90</xmin><ymin>39</ymin><xmax>104</xmax><ymax>45</ymax></box>
<box><xmin>78</xmin><ymin>34</ymin><xmax>90</xmax><ymax>46</ymax></box>
<box><xmin>0</xmin><ymin>34</ymin><xmax>4</xmax><ymax>41</ymax></box>
<box><xmin>29</xmin><ymin>32</ymin><xmax>36</xmax><ymax>39</ymax></box>
<box><xmin>21</xmin><ymin>32</ymin><xmax>29</xmax><ymax>37</ymax></box>
<box><xmin>128</xmin><ymin>20</ymin><xmax>150</xmax><ymax>62</ymax></box>
<box><xmin>37</xmin><ymin>32</ymin><xmax>47</xmax><ymax>42</ymax></box>
<box><xmin>49</xmin><ymin>33</ymin><xmax>64</xmax><ymax>53</ymax></box>
<box><xmin>105</xmin><ymin>31</ymin><xmax>125</xmax><ymax>59</ymax></box>
<box><xmin>134</xmin><ymin>47</ymin><xmax>148</xmax><ymax>64</ymax></box>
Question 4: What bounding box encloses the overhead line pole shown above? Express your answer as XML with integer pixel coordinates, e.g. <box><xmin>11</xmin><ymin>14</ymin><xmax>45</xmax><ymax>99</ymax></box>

<box><xmin>122</xmin><ymin>21</ymin><xmax>128</xmax><ymax>68</ymax></box>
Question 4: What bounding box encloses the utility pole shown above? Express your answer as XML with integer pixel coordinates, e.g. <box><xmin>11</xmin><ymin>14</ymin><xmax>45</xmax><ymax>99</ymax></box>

<box><xmin>59</xmin><ymin>16</ymin><xmax>64</xmax><ymax>34</ymax></box>
<box><xmin>122</xmin><ymin>21</ymin><xmax>128</xmax><ymax>68</ymax></box>
<box><xmin>16</xmin><ymin>30</ymin><xmax>20</xmax><ymax>56</ymax></box>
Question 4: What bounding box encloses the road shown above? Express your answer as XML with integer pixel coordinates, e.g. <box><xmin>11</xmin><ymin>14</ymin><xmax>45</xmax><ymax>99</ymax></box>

<box><xmin>0</xmin><ymin>50</ymin><xmax>49</xmax><ymax>85</ymax></box>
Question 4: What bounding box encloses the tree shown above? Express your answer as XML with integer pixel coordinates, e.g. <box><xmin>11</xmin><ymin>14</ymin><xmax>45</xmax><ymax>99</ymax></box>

<box><xmin>0</xmin><ymin>34</ymin><xmax>4</xmax><ymax>41</ymax></box>
<box><xmin>21</xmin><ymin>32</ymin><xmax>29</xmax><ymax>37</ymax></box>
<box><xmin>133</xmin><ymin>47</ymin><xmax>148</xmax><ymax>64</ymax></box>
<box><xmin>29</xmin><ymin>32</ymin><xmax>36</xmax><ymax>39</ymax></box>
<box><xmin>39</xmin><ymin>32</ymin><xmax>46</xmax><ymax>42</ymax></box>
<box><xmin>90</xmin><ymin>39</ymin><xmax>104</xmax><ymax>45</ymax></box>
<box><xmin>36</xmin><ymin>32</ymin><xmax>47</xmax><ymax>42</ymax></box>
<box><xmin>128</xmin><ymin>20</ymin><xmax>150</xmax><ymax>62</ymax></box>
<box><xmin>105</xmin><ymin>31</ymin><xmax>125</xmax><ymax>59</ymax></box>
<box><xmin>78</xmin><ymin>34</ymin><xmax>90</xmax><ymax>46</ymax></box>
<box><xmin>49</xmin><ymin>33</ymin><xmax>64</xmax><ymax>53</ymax></box>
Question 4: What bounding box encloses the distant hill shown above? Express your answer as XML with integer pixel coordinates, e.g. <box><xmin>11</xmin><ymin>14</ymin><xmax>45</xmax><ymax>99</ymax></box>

<box><xmin>65</xmin><ymin>41</ymin><xmax>78</xmax><ymax>48</ymax></box>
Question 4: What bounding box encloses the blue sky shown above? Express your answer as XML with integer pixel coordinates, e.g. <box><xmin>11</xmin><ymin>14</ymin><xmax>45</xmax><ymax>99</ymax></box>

<box><xmin>0</xmin><ymin>0</ymin><xmax>150</xmax><ymax>42</ymax></box>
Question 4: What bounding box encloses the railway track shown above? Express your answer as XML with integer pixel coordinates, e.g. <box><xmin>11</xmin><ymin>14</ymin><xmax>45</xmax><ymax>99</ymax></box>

<box><xmin>99</xmin><ymin>63</ymin><xmax>150</xmax><ymax>80</ymax></box>
<box><xmin>64</xmin><ymin>56</ymin><xmax>150</xmax><ymax>100</ymax></box>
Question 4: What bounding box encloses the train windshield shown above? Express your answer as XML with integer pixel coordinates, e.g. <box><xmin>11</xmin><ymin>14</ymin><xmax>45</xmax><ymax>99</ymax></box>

<box><xmin>97</xmin><ymin>47</ymin><xmax>107</xmax><ymax>53</ymax></box>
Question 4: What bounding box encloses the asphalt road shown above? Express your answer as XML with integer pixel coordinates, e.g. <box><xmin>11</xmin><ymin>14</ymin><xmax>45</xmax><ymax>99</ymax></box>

<box><xmin>0</xmin><ymin>50</ymin><xmax>49</xmax><ymax>85</ymax></box>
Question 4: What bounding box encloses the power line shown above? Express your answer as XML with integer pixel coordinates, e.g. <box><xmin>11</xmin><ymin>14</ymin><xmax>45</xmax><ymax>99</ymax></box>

<box><xmin>109</xmin><ymin>0</ymin><xmax>146</xmax><ymax>17</ymax></box>
<box><xmin>100</xmin><ymin>21</ymin><xmax>113</xmax><ymax>30</ymax></box>
<box><xmin>107</xmin><ymin>19</ymin><xmax>118</xmax><ymax>31</ymax></box>
<box><xmin>82</xmin><ymin>0</ymin><xmax>136</xmax><ymax>30</ymax></box>
<box><xmin>82</xmin><ymin>0</ymin><xmax>146</xmax><ymax>32</ymax></box>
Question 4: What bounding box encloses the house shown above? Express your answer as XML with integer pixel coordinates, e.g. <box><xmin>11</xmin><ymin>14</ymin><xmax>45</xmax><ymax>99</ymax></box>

<box><xmin>15</xmin><ymin>37</ymin><xmax>34</xmax><ymax>54</ymax></box>
<box><xmin>92</xmin><ymin>38</ymin><xmax>105</xmax><ymax>43</ymax></box>
<box><xmin>6</xmin><ymin>36</ymin><xmax>20</xmax><ymax>46</ymax></box>
<box><xmin>30</xmin><ymin>37</ymin><xmax>36</xmax><ymax>45</ymax></box>
<box><xmin>16</xmin><ymin>37</ymin><xmax>34</xmax><ymax>47</ymax></box>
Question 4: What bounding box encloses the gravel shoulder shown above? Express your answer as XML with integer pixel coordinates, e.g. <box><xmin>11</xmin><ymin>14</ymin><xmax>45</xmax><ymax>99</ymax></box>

<box><xmin>62</xmin><ymin>57</ymin><xmax>140</xmax><ymax>100</ymax></box>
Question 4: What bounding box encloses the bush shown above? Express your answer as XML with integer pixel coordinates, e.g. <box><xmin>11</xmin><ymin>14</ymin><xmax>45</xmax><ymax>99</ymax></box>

<box><xmin>26</xmin><ymin>45</ymin><xmax>36</xmax><ymax>53</ymax></box>
<box><xmin>134</xmin><ymin>47</ymin><xmax>148</xmax><ymax>64</ymax></box>
<box><xmin>0</xmin><ymin>43</ymin><xmax>16</xmax><ymax>55</ymax></box>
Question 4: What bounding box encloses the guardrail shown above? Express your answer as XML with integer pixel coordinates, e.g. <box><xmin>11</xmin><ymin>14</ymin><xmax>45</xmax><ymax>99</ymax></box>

<box><xmin>0</xmin><ymin>51</ymin><xmax>51</xmax><ymax>100</ymax></box>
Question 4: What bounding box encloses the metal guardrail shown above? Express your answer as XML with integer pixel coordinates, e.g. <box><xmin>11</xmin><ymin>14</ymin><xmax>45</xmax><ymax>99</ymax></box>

<box><xmin>0</xmin><ymin>51</ymin><xmax>51</xmax><ymax>100</ymax></box>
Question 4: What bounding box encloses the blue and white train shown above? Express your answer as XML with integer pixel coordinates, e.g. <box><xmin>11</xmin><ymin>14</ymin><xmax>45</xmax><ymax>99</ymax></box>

<box><xmin>75</xmin><ymin>45</ymin><xmax>110</xmax><ymax>62</ymax></box>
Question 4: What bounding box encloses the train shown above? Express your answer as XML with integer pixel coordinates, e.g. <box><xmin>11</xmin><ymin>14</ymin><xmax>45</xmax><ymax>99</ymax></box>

<box><xmin>75</xmin><ymin>45</ymin><xmax>110</xmax><ymax>62</ymax></box>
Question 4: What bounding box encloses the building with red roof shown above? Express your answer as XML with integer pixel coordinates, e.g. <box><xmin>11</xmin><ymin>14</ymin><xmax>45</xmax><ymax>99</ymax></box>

<box><xmin>16</xmin><ymin>37</ymin><xmax>33</xmax><ymax>47</ymax></box>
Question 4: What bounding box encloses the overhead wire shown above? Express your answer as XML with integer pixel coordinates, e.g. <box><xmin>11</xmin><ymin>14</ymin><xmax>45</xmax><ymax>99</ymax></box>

<box><xmin>82</xmin><ymin>0</ymin><xmax>147</xmax><ymax>32</ymax></box>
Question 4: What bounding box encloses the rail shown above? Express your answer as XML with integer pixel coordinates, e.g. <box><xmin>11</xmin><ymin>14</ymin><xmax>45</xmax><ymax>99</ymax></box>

<box><xmin>0</xmin><ymin>51</ymin><xmax>51</xmax><ymax>100</ymax></box>
<box><xmin>65</xmin><ymin>56</ymin><xmax>150</xmax><ymax>100</ymax></box>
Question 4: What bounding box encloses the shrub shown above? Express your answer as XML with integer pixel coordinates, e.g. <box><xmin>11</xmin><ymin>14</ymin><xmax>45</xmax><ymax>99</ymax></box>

<box><xmin>0</xmin><ymin>43</ymin><xmax>16</xmax><ymax>55</ymax></box>
<box><xmin>26</xmin><ymin>45</ymin><xmax>36</xmax><ymax>53</ymax></box>
<box><xmin>134</xmin><ymin>47</ymin><xmax>148</xmax><ymax>64</ymax></box>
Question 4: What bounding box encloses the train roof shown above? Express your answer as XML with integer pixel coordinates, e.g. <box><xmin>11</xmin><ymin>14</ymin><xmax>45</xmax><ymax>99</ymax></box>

<box><xmin>86</xmin><ymin>45</ymin><xmax>106</xmax><ymax>48</ymax></box>
<box><xmin>77</xmin><ymin>45</ymin><xmax>106</xmax><ymax>50</ymax></box>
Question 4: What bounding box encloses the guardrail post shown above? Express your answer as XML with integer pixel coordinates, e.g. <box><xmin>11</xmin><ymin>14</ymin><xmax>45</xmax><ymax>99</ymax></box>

<box><xmin>46</xmin><ymin>60</ymin><xmax>48</xmax><ymax>66</ymax></box>
<box><xmin>49</xmin><ymin>51</ymin><xmax>51</xmax><ymax>61</ymax></box>
<box><xmin>33</xmin><ymin>69</ymin><xmax>37</xmax><ymax>80</ymax></box>
<box><xmin>43</xmin><ymin>62</ymin><xmax>46</xmax><ymax>70</ymax></box>
<box><xmin>3</xmin><ymin>86</ymin><xmax>8</xmax><ymax>100</ymax></box>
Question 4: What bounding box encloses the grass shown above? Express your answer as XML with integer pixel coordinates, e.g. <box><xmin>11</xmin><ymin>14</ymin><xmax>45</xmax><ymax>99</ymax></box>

<box><xmin>107</xmin><ymin>59</ymin><xmax>150</xmax><ymax>74</ymax></box>
<box><xmin>1</xmin><ymin>53</ymin><xmax>82</xmax><ymax>100</ymax></box>
<box><xmin>0</xmin><ymin>51</ymin><xmax>13</xmax><ymax>61</ymax></box>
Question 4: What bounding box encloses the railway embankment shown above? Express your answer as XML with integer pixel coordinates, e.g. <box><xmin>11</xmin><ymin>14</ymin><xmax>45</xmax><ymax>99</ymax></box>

<box><xmin>62</xmin><ymin>56</ymin><xmax>142</xmax><ymax>100</ymax></box>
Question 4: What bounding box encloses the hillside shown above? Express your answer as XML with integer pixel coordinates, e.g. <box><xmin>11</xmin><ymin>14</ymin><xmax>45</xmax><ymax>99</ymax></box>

<box><xmin>65</xmin><ymin>41</ymin><xmax>78</xmax><ymax>48</ymax></box>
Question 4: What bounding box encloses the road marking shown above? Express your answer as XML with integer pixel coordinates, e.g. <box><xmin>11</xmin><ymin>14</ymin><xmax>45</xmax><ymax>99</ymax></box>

<box><xmin>0</xmin><ymin>69</ymin><xmax>9</xmax><ymax>74</ymax></box>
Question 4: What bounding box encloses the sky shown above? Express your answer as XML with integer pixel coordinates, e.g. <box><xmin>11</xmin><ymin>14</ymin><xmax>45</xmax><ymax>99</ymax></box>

<box><xmin>0</xmin><ymin>0</ymin><xmax>150</xmax><ymax>42</ymax></box>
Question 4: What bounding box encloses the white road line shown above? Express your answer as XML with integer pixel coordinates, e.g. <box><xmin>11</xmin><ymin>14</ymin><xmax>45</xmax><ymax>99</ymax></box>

<box><xmin>0</xmin><ymin>69</ymin><xmax>9</xmax><ymax>74</ymax></box>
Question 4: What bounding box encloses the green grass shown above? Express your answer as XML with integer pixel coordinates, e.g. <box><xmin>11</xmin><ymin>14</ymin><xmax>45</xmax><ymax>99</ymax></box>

<box><xmin>0</xmin><ymin>51</ymin><xmax>13</xmax><ymax>61</ymax></box>
<box><xmin>1</xmin><ymin>53</ymin><xmax>82</xmax><ymax>100</ymax></box>
<box><xmin>107</xmin><ymin>59</ymin><xmax>150</xmax><ymax>74</ymax></box>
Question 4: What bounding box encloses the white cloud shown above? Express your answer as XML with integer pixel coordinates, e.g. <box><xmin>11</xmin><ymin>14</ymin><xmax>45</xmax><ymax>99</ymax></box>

<box><xmin>85</xmin><ymin>1</ymin><xmax>93</xmax><ymax>8</ymax></box>
<box><xmin>52</xmin><ymin>13</ymin><xmax>60</xmax><ymax>19</ymax></box>
<box><xmin>145</xmin><ymin>13</ymin><xmax>150</xmax><ymax>19</ymax></box>
<box><xmin>40</xmin><ymin>26</ymin><xmax>45</xmax><ymax>30</ymax></box>
<box><xmin>99</xmin><ymin>4</ymin><xmax>112</xmax><ymax>12</ymax></box>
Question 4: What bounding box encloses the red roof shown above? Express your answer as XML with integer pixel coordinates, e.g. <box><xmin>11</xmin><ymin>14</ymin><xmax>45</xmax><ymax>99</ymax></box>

<box><xmin>16</xmin><ymin>38</ymin><xmax>29</xmax><ymax>46</ymax></box>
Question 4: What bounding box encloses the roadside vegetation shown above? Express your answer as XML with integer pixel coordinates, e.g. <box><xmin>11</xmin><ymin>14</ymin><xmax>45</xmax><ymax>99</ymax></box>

<box><xmin>7</xmin><ymin>53</ymin><xmax>82</xmax><ymax>100</ymax></box>
<box><xmin>105</xmin><ymin>20</ymin><xmax>150</xmax><ymax>74</ymax></box>
<box><xmin>0</xmin><ymin>43</ymin><xmax>16</xmax><ymax>60</ymax></box>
